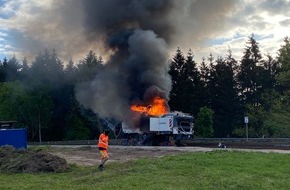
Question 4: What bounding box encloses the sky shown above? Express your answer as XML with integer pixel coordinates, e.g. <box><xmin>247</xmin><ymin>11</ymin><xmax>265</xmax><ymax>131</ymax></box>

<box><xmin>0</xmin><ymin>0</ymin><xmax>290</xmax><ymax>64</ymax></box>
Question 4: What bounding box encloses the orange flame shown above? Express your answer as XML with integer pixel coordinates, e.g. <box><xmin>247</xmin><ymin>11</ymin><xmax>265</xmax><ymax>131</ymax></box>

<box><xmin>131</xmin><ymin>96</ymin><xmax>169</xmax><ymax>116</ymax></box>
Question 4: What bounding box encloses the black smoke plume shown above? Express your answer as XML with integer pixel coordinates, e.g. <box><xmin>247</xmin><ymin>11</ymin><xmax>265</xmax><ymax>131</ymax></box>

<box><xmin>75</xmin><ymin>29</ymin><xmax>171</xmax><ymax>123</ymax></box>
<box><xmin>75</xmin><ymin>0</ymin><xmax>177</xmax><ymax>125</ymax></box>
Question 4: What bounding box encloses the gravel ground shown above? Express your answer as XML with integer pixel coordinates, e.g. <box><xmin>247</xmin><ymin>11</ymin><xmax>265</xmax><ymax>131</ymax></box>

<box><xmin>45</xmin><ymin>145</ymin><xmax>290</xmax><ymax>166</ymax></box>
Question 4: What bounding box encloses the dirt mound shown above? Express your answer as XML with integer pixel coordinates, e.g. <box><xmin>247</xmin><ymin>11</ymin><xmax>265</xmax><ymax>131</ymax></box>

<box><xmin>0</xmin><ymin>146</ymin><xmax>70</xmax><ymax>173</ymax></box>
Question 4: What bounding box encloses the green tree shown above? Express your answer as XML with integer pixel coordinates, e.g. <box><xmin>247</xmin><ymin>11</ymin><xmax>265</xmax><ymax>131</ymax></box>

<box><xmin>195</xmin><ymin>107</ymin><xmax>214</xmax><ymax>137</ymax></box>
<box><xmin>76</xmin><ymin>50</ymin><xmax>103</xmax><ymax>82</ymax></box>
<box><xmin>28</xmin><ymin>49</ymin><xmax>64</xmax><ymax>88</ymax></box>
<box><xmin>26</xmin><ymin>49</ymin><xmax>69</xmax><ymax>141</ymax></box>
<box><xmin>261</xmin><ymin>90</ymin><xmax>290</xmax><ymax>137</ymax></box>
<box><xmin>199</xmin><ymin>57</ymin><xmax>211</xmax><ymax>108</ymax></box>
<box><xmin>260</xmin><ymin>54</ymin><xmax>279</xmax><ymax>91</ymax></box>
<box><xmin>169</xmin><ymin>47</ymin><xmax>186</xmax><ymax>112</ymax></box>
<box><xmin>237</xmin><ymin>36</ymin><xmax>270</xmax><ymax>138</ymax></box>
<box><xmin>64</xmin><ymin>99</ymin><xmax>100</xmax><ymax>140</ymax></box>
<box><xmin>0</xmin><ymin>81</ymin><xmax>25</xmax><ymax>121</ymax></box>
<box><xmin>0</xmin><ymin>81</ymin><xmax>53</xmax><ymax>142</ymax></box>
<box><xmin>262</xmin><ymin>36</ymin><xmax>290</xmax><ymax>137</ymax></box>
<box><xmin>64</xmin><ymin>59</ymin><xmax>77</xmax><ymax>83</ymax></box>
<box><xmin>25</xmin><ymin>86</ymin><xmax>54</xmax><ymax>142</ymax></box>
<box><xmin>182</xmin><ymin>49</ymin><xmax>205</xmax><ymax>115</ymax></box>
<box><xmin>238</xmin><ymin>35</ymin><xmax>263</xmax><ymax>106</ymax></box>
<box><xmin>246</xmin><ymin>54</ymin><xmax>279</xmax><ymax>137</ymax></box>
<box><xmin>242</xmin><ymin>90</ymin><xmax>290</xmax><ymax>138</ymax></box>
<box><xmin>207</xmin><ymin>53</ymin><xmax>242</xmax><ymax>137</ymax></box>
<box><xmin>16</xmin><ymin>50</ymin><xmax>60</xmax><ymax>141</ymax></box>
<box><xmin>169</xmin><ymin>48</ymin><xmax>204</xmax><ymax>115</ymax></box>
<box><xmin>0</xmin><ymin>57</ymin><xmax>21</xmax><ymax>82</ymax></box>
<box><xmin>240</xmin><ymin>37</ymin><xmax>290</xmax><ymax>138</ymax></box>
<box><xmin>19</xmin><ymin>57</ymin><xmax>30</xmax><ymax>82</ymax></box>
<box><xmin>276</xmin><ymin>37</ymin><xmax>290</xmax><ymax>110</ymax></box>
<box><xmin>65</xmin><ymin>113</ymin><xmax>90</xmax><ymax>140</ymax></box>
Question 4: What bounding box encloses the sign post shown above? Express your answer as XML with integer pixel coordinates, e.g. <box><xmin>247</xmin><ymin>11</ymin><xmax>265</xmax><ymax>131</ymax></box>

<box><xmin>244</xmin><ymin>116</ymin><xmax>249</xmax><ymax>141</ymax></box>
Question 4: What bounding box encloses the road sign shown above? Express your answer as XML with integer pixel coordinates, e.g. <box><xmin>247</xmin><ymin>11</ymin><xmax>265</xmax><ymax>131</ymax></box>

<box><xmin>244</xmin><ymin>116</ymin><xmax>249</xmax><ymax>124</ymax></box>
<box><xmin>244</xmin><ymin>116</ymin><xmax>249</xmax><ymax>141</ymax></box>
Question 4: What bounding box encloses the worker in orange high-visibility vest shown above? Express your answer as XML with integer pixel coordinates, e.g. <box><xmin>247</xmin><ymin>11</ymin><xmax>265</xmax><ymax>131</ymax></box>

<box><xmin>98</xmin><ymin>130</ymin><xmax>110</xmax><ymax>171</ymax></box>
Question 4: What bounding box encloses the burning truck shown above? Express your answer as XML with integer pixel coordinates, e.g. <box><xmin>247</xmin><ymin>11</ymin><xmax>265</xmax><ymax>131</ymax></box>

<box><xmin>121</xmin><ymin>96</ymin><xmax>194</xmax><ymax>145</ymax></box>
<box><xmin>100</xmin><ymin>94</ymin><xmax>195</xmax><ymax>146</ymax></box>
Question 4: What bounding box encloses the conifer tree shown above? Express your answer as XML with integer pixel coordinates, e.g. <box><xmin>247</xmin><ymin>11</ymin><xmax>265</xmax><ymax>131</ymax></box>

<box><xmin>238</xmin><ymin>35</ymin><xmax>263</xmax><ymax>106</ymax></box>
<box><xmin>207</xmin><ymin>52</ymin><xmax>241</xmax><ymax>137</ymax></box>
<box><xmin>76</xmin><ymin>50</ymin><xmax>104</xmax><ymax>82</ymax></box>
<box><xmin>168</xmin><ymin>47</ymin><xmax>186</xmax><ymax>111</ymax></box>
<box><xmin>169</xmin><ymin>48</ymin><xmax>204</xmax><ymax>115</ymax></box>
<box><xmin>277</xmin><ymin>37</ymin><xmax>290</xmax><ymax>95</ymax></box>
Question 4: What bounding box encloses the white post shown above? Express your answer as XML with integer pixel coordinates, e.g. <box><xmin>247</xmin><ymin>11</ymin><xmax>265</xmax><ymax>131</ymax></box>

<box><xmin>246</xmin><ymin>123</ymin><xmax>248</xmax><ymax>142</ymax></box>
<box><xmin>244</xmin><ymin>116</ymin><xmax>249</xmax><ymax>142</ymax></box>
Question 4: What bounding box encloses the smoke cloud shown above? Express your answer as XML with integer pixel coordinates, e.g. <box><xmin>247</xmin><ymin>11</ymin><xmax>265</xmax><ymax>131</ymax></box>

<box><xmin>75</xmin><ymin>29</ymin><xmax>170</xmax><ymax>122</ymax></box>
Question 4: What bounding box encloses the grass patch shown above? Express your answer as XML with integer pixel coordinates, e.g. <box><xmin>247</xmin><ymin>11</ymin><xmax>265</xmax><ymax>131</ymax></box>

<box><xmin>0</xmin><ymin>150</ymin><xmax>289</xmax><ymax>190</ymax></box>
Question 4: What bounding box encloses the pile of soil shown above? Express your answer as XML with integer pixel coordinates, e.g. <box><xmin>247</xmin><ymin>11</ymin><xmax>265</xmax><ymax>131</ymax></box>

<box><xmin>0</xmin><ymin>146</ymin><xmax>70</xmax><ymax>173</ymax></box>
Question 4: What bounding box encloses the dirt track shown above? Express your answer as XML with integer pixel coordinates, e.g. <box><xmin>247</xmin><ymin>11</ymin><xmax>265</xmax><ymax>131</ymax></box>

<box><xmin>45</xmin><ymin>145</ymin><xmax>290</xmax><ymax>166</ymax></box>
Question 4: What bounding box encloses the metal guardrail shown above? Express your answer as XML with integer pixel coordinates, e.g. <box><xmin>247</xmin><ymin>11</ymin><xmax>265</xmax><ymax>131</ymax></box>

<box><xmin>189</xmin><ymin>138</ymin><xmax>290</xmax><ymax>144</ymax></box>
<box><xmin>193</xmin><ymin>138</ymin><xmax>290</xmax><ymax>142</ymax></box>
<box><xmin>28</xmin><ymin>138</ymin><xmax>290</xmax><ymax>146</ymax></box>
<box><xmin>28</xmin><ymin>139</ymin><xmax>123</xmax><ymax>146</ymax></box>
<box><xmin>184</xmin><ymin>138</ymin><xmax>290</xmax><ymax>149</ymax></box>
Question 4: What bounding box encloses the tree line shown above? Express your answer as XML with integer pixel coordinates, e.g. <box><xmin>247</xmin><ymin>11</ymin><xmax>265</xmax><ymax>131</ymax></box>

<box><xmin>0</xmin><ymin>35</ymin><xmax>289</xmax><ymax>141</ymax></box>
<box><xmin>170</xmin><ymin>36</ymin><xmax>290</xmax><ymax>138</ymax></box>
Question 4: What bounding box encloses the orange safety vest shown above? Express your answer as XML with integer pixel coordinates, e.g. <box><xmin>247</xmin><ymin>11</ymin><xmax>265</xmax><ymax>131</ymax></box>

<box><xmin>98</xmin><ymin>133</ymin><xmax>109</xmax><ymax>150</ymax></box>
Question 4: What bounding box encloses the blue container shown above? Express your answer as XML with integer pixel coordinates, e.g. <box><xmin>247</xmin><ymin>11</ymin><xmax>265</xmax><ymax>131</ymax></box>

<box><xmin>0</xmin><ymin>128</ymin><xmax>27</xmax><ymax>149</ymax></box>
